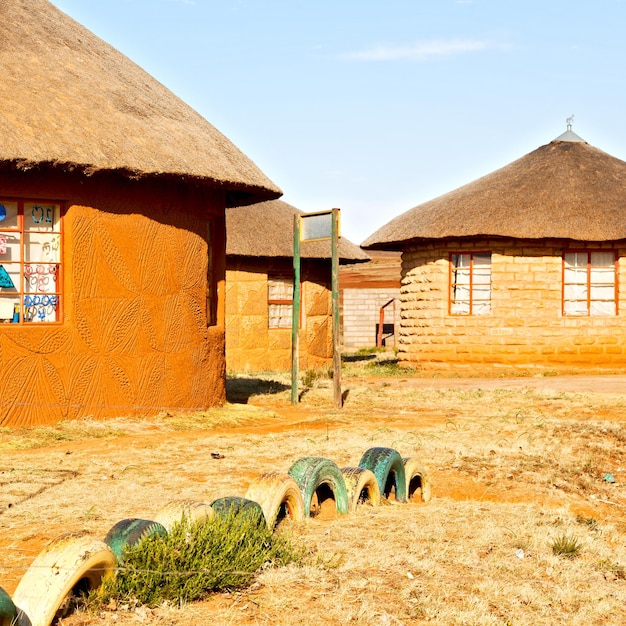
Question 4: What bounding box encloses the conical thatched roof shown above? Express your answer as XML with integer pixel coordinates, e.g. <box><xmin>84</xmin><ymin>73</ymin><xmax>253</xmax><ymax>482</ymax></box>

<box><xmin>226</xmin><ymin>200</ymin><xmax>369</xmax><ymax>263</ymax></box>
<box><xmin>0</xmin><ymin>0</ymin><xmax>281</xmax><ymax>206</ymax></box>
<box><xmin>362</xmin><ymin>134</ymin><xmax>626</xmax><ymax>249</ymax></box>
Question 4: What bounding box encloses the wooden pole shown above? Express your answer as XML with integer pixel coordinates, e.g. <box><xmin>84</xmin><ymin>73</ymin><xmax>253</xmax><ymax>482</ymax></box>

<box><xmin>291</xmin><ymin>214</ymin><xmax>301</xmax><ymax>405</ymax></box>
<box><xmin>331</xmin><ymin>208</ymin><xmax>342</xmax><ymax>408</ymax></box>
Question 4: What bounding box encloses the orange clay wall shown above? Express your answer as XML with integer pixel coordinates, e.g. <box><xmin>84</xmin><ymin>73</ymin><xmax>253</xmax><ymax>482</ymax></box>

<box><xmin>400</xmin><ymin>238</ymin><xmax>626</xmax><ymax>372</ymax></box>
<box><xmin>0</xmin><ymin>170</ymin><xmax>225</xmax><ymax>427</ymax></box>
<box><xmin>225</xmin><ymin>258</ymin><xmax>332</xmax><ymax>373</ymax></box>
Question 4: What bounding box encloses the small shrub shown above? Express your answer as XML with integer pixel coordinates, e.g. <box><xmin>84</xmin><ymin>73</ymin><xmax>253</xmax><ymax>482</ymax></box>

<box><xmin>550</xmin><ymin>533</ymin><xmax>583</xmax><ymax>559</ymax></box>
<box><xmin>92</xmin><ymin>510</ymin><xmax>307</xmax><ymax>608</ymax></box>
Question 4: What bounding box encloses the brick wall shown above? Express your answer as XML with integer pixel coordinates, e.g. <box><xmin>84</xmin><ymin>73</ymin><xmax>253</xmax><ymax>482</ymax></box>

<box><xmin>342</xmin><ymin>287</ymin><xmax>401</xmax><ymax>348</ymax></box>
<box><xmin>400</xmin><ymin>238</ymin><xmax>626</xmax><ymax>369</ymax></box>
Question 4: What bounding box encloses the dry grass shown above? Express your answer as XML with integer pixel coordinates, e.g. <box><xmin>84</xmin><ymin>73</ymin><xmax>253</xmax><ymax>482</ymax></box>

<box><xmin>2</xmin><ymin>368</ymin><xmax>626</xmax><ymax>625</ymax></box>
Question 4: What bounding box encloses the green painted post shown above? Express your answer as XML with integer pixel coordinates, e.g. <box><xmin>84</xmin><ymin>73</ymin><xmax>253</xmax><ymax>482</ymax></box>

<box><xmin>332</xmin><ymin>208</ymin><xmax>342</xmax><ymax>408</ymax></box>
<box><xmin>291</xmin><ymin>214</ymin><xmax>301</xmax><ymax>405</ymax></box>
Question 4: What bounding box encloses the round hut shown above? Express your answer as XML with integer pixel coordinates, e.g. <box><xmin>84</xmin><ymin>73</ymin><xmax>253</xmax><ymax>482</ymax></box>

<box><xmin>362</xmin><ymin>125</ymin><xmax>626</xmax><ymax>371</ymax></box>
<box><xmin>0</xmin><ymin>0</ymin><xmax>281</xmax><ymax>426</ymax></box>
<box><xmin>226</xmin><ymin>200</ymin><xmax>368</xmax><ymax>372</ymax></box>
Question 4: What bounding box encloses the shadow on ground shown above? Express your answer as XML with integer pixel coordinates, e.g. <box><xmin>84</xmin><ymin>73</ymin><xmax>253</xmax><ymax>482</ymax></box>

<box><xmin>226</xmin><ymin>376</ymin><xmax>290</xmax><ymax>404</ymax></box>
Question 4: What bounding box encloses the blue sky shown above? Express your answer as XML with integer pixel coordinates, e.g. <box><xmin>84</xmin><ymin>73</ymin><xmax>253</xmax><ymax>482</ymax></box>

<box><xmin>51</xmin><ymin>0</ymin><xmax>626</xmax><ymax>244</ymax></box>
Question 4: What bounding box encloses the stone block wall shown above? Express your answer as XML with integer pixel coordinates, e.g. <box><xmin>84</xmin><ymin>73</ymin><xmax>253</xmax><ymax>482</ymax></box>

<box><xmin>400</xmin><ymin>237</ymin><xmax>626</xmax><ymax>369</ymax></box>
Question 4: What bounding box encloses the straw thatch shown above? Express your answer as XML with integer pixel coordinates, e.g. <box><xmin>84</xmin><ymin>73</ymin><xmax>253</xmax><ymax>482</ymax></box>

<box><xmin>362</xmin><ymin>136</ymin><xmax>626</xmax><ymax>249</ymax></box>
<box><xmin>226</xmin><ymin>200</ymin><xmax>369</xmax><ymax>263</ymax></box>
<box><xmin>0</xmin><ymin>0</ymin><xmax>281</xmax><ymax>206</ymax></box>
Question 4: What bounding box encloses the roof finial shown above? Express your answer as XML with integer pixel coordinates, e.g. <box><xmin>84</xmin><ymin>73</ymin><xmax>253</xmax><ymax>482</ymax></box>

<box><xmin>566</xmin><ymin>114</ymin><xmax>574</xmax><ymax>131</ymax></box>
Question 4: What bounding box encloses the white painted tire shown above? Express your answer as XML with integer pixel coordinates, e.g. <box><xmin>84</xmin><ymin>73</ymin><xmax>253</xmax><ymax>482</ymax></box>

<box><xmin>154</xmin><ymin>499</ymin><xmax>214</xmax><ymax>532</ymax></box>
<box><xmin>403</xmin><ymin>457</ymin><xmax>431</xmax><ymax>502</ymax></box>
<box><xmin>340</xmin><ymin>467</ymin><xmax>381</xmax><ymax>512</ymax></box>
<box><xmin>13</xmin><ymin>533</ymin><xmax>116</xmax><ymax>626</ymax></box>
<box><xmin>245</xmin><ymin>472</ymin><xmax>306</xmax><ymax>528</ymax></box>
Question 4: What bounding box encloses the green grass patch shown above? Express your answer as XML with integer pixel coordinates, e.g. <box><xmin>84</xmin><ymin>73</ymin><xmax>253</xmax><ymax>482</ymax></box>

<box><xmin>550</xmin><ymin>533</ymin><xmax>583</xmax><ymax>559</ymax></box>
<box><xmin>92</xmin><ymin>510</ymin><xmax>308</xmax><ymax>608</ymax></box>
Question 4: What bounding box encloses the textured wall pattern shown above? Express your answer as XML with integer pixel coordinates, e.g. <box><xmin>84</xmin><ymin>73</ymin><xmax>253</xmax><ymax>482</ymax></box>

<box><xmin>226</xmin><ymin>259</ymin><xmax>333</xmax><ymax>373</ymax></box>
<box><xmin>399</xmin><ymin>238</ymin><xmax>626</xmax><ymax>370</ymax></box>
<box><xmin>0</xmin><ymin>182</ymin><xmax>224</xmax><ymax>427</ymax></box>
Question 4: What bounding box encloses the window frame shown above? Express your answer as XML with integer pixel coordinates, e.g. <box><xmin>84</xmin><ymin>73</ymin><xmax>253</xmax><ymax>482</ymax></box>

<box><xmin>0</xmin><ymin>197</ymin><xmax>64</xmax><ymax>325</ymax></box>
<box><xmin>267</xmin><ymin>274</ymin><xmax>295</xmax><ymax>329</ymax></box>
<box><xmin>448</xmin><ymin>251</ymin><xmax>492</xmax><ymax>316</ymax></box>
<box><xmin>562</xmin><ymin>249</ymin><xmax>618</xmax><ymax>316</ymax></box>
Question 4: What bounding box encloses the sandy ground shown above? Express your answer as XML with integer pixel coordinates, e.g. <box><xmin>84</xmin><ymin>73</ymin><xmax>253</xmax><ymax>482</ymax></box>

<box><xmin>1</xmin><ymin>372</ymin><xmax>626</xmax><ymax>624</ymax></box>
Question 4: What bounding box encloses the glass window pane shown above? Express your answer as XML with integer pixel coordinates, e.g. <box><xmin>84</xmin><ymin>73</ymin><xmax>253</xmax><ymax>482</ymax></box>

<box><xmin>24</xmin><ymin>264</ymin><xmax>58</xmax><ymax>294</ymax></box>
<box><xmin>452</xmin><ymin>254</ymin><xmax>470</xmax><ymax>269</ymax></box>
<box><xmin>0</xmin><ymin>295</ymin><xmax>20</xmax><ymax>323</ymax></box>
<box><xmin>268</xmin><ymin>303</ymin><xmax>292</xmax><ymax>328</ymax></box>
<box><xmin>451</xmin><ymin>301</ymin><xmax>470</xmax><ymax>314</ymax></box>
<box><xmin>591</xmin><ymin>251</ymin><xmax>615</xmax><ymax>267</ymax></box>
<box><xmin>590</xmin><ymin>300</ymin><xmax>615</xmax><ymax>315</ymax></box>
<box><xmin>564</xmin><ymin>252</ymin><xmax>585</xmax><ymax>268</ymax></box>
<box><xmin>23</xmin><ymin>294</ymin><xmax>59</xmax><ymax>323</ymax></box>
<box><xmin>590</xmin><ymin>267</ymin><xmax>614</xmax><ymax>284</ymax></box>
<box><xmin>24</xmin><ymin>233</ymin><xmax>61</xmax><ymax>263</ymax></box>
<box><xmin>24</xmin><ymin>203</ymin><xmax>60</xmax><ymax>232</ymax></box>
<box><xmin>590</xmin><ymin>284</ymin><xmax>615</xmax><ymax>301</ymax></box>
<box><xmin>564</xmin><ymin>300</ymin><xmax>587</xmax><ymax>315</ymax></box>
<box><xmin>268</xmin><ymin>277</ymin><xmax>293</xmax><ymax>301</ymax></box>
<box><xmin>0</xmin><ymin>233</ymin><xmax>20</xmax><ymax>262</ymax></box>
<box><xmin>564</xmin><ymin>267</ymin><xmax>586</xmax><ymax>284</ymax></box>
<box><xmin>0</xmin><ymin>201</ymin><xmax>19</xmax><ymax>229</ymax></box>
<box><xmin>0</xmin><ymin>263</ymin><xmax>19</xmax><ymax>291</ymax></box>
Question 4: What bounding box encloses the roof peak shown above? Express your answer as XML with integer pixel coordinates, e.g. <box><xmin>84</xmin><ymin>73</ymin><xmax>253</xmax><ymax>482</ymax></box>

<box><xmin>553</xmin><ymin>115</ymin><xmax>586</xmax><ymax>143</ymax></box>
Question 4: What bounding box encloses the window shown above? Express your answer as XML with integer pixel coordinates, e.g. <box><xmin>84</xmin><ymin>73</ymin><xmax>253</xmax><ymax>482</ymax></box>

<box><xmin>450</xmin><ymin>252</ymin><xmax>491</xmax><ymax>315</ymax></box>
<box><xmin>268</xmin><ymin>275</ymin><xmax>293</xmax><ymax>328</ymax></box>
<box><xmin>0</xmin><ymin>199</ymin><xmax>62</xmax><ymax>324</ymax></box>
<box><xmin>563</xmin><ymin>250</ymin><xmax>617</xmax><ymax>316</ymax></box>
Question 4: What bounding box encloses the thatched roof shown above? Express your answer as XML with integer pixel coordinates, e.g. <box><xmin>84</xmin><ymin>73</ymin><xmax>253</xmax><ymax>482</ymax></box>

<box><xmin>362</xmin><ymin>134</ymin><xmax>626</xmax><ymax>249</ymax></box>
<box><xmin>0</xmin><ymin>0</ymin><xmax>281</xmax><ymax>206</ymax></box>
<box><xmin>226</xmin><ymin>200</ymin><xmax>369</xmax><ymax>263</ymax></box>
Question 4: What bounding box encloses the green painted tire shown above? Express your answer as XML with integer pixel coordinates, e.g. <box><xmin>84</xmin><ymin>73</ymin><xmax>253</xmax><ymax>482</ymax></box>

<box><xmin>103</xmin><ymin>519</ymin><xmax>167</xmax><ymax>561</ymax></box>
<box><xmin>210</xmin><ymin>497</ymin><xmax>265</xmax><ymax>526</ymax></box>
<box><xmin>358</xmin><ymin>447</ymin><xmax>407</xmax><ymax>502</ymax></box>
<box><xmin>288</xmin><ymin>457</ymin><xmax>349</xmax><ymax>517</ymax></box>
<box><xmin>403</xmin><ymin>457</ymin><xmax>431</xmax><ymax>502</ymax></box>
<box><xmin>0</xmin><ymin>586</ymin><xmax>16</xmax><ymax>626</ymax></box>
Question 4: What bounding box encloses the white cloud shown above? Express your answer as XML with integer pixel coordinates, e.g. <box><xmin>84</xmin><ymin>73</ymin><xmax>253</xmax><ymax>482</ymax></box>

<box><xmin>340</xmin><ymin>38</ymin><xmax>490</xmax><ymax>61</ymax></box>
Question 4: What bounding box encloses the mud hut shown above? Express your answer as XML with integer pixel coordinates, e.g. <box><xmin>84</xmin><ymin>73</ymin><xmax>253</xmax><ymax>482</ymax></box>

<box><xmin>0</xmin><ymin>0</ymin><xmax>281</xmax><ymax>426</ymax></box>
<box><xmin>362</xmin><ymin>125</ymin><xmax>626</xmax><ymax>371</ymax></box>
<box><xmin>226</xmin><ymin>200</ymin><xmax>368</xmax><ymax>372</ymax></box>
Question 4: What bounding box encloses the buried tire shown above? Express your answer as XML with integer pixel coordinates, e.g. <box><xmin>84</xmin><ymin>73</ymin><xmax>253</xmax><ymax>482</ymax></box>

<box><xmin>358</xmin><ymin>447</ymin><xmax>407</xmax><ymax>503</ymax></box>
<box><xmin>210</xmin><ymin>497</ymin><xmax>265</xmax><ymax>526</ymax></box>
<box><xmin>154</xmin><ymin>499</ymin><xmax>214</xmax><ymax>532</ymax></box>
<box><xmin>245</xmin><ymin>472</ymin><xmax>306</xmax><ymax>529</ymax></box>
<box><xmin>288</xmin><ymin>457</ymin><xmax>349</xmax><ymax>518</ymax></box>
<box><xmin>403</xmin><ymin>457</ymin><xmax>431</xmax><ymax>503</ymax></box>
<box><xmin>340</xmin><ymin>467</ymin><xmax>381</xmax><ymax>512</ymax></box>
<box><xmin>12</xmin><ymin>534</ymin><xmax>116</xmax><ymax>626</ymax></box>
<box><xmin>0</xmin><ymin>586</ymin><xmax>17</xmax><ymax>626</ymax></box>
<box><xmin>104</xmin><ymin>519</ymin><xmax>168</xmax><ymax>561</ymax></box>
